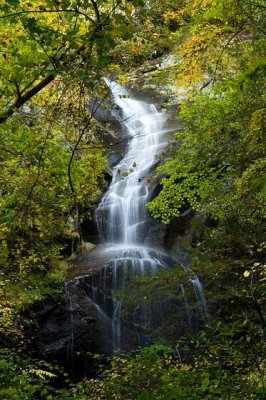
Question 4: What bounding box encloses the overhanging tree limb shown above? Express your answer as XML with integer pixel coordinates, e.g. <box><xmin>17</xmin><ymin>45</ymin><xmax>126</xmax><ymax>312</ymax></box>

<box><xmin>0</xmin><ymin>1</ymin><xmax>119</xmax><ymax>125</ymax></box>
<box><xmin>0</xmin><ymin>74</ymin><xmax>55</xmax><ymax>124</ymax></box>
<box><xmin>90</xmin><ymin>0</ymin><xmax>101</xmax><ymax>23</ymax></box>
<box><xmin>0</xmin><ymin>9</ymin><xmax>94</xmax><ymax>22</ymax></box>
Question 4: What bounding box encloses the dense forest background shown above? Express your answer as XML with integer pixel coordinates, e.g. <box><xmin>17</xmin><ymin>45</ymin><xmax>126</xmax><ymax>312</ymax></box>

<box><xmin>0</xmin><ymin>0</ymin><xmax>265</xmax><ymax>398</ymax></box>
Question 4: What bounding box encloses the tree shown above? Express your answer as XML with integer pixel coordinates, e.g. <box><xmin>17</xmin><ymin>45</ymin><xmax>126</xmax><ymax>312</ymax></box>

<box><xmin>0</xmin><ymin>0</ymin><xmax>137</xmax><ymax>339</ymax></box>
<box><xmin>0</xmin><ymin>0</ymin><xmax>141</xmax><ymax>123</ymax></box>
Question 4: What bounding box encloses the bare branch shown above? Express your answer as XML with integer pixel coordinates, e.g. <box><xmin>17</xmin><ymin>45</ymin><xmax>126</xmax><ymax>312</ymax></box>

<box><xmin>90</xmin><ymin>0</ymin><xmax>101</xmax><ymax>23</ymax></box>
<box><xmin>0</xmin><ymin>74</ymin><xmax>55</xmax><ymax>124</ymax></box>
<box><xmin>212</xmin><ymin>19</ymin><xmax>249</xmax><ymax>84</ymax></box>
<box><xmin>20</xmin><ymin>64</ymin><xmax>51</xmax><ymax>96</ymax></box>
<box><xmin>14</xmin><ymin>82</ymin><xmax>21</xmax><ymax>101</ymax></box>
<box><xmin>11</xmin><ymin>123</ymin><xmax>52</xmax><ymax>222</ymax></box>
<box><xmin>0</xmin><ymin>145</ymin><xmax>19</xmax><ymax>156</ymax></box>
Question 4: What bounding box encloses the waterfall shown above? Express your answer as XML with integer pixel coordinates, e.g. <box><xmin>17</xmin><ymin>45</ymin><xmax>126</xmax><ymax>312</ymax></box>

<box><xmin>92</xmin><ymin>80</ymin><xmax>171</xmax><ymax>351</ymax></box>
<box><xmin>190</xmin><ymin>276</ymin><xmax>210</xmax><ymax>321</ymax></box>
<box><xmin>77</xmin><ymin>80</ymin><xmax>209</xmax><ymax>353</ymax></box>
<box><xmin>96</xmin><ymin>79</ymin><xmax>168</xmax><ymax>245</ymax></box>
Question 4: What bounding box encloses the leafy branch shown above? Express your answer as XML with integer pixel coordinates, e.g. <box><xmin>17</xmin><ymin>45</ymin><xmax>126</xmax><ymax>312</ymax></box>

<box><xmin>212</xmin><ymin>18</ymin><xmax>249</xmax><ymax>84</ymax></box>
<box><xmin>0</xmin><ymin>1</ymin><xmax>121</xmax><ymax>125</ymax></box>
<box><xmin>0</xmin><ymin>9</ymin><xmax>94</xmax><ymax>22</ymax></box>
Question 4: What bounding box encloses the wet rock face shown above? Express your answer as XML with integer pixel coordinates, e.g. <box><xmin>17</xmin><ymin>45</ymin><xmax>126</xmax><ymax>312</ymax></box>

<box><xmin>33</xmin><ymin>206</ymin><xmax>201</xmax><ymax>377</ymax></box>
<box><xmin>34</xmin><ymin>266</ymin><xmax>175</xmax><ymax>371</ymax></box>
<box><xmin>33</xmin><ymin>281</ymin><xmax>94</xmax><ymax>377</ymax></box>
<box><xmin>33</xmin><ymin>210</ymin><xmax>202</xmax><ymax>378</ymax></box>
<box><xmin>33</xmin><ymin>73</ymin><xmax>206</xmax><ymax>377</ymax></box>
<box><xmin>33</xmin><ymin>252</ymin><xmax>199</xmax><ymax>379</ymax></box>
<box><xmin>33</xmin><ymin>274</ymin><xmax>162</xmax><ymax>380</ymax></box>
<box><xmin>34</xmin><ymin>276</ymin><xmax>123</xmax><ymax>379</ymax></box>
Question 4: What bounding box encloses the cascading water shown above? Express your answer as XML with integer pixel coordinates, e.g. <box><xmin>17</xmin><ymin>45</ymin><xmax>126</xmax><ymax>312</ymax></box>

<box><xmin>96</xmin><ymin>79</ymin><xmax>168</xmax><ymax>245</ymax></box>
<box><xmin>34</xmin><ymin>81</ymin><xmax>210</xmax><ymax>379</ymax></box>
<box><xmin>79</xmin><ymin>80</ymin><xmax>209</xmax><ymax>354</ymax></box>
<box><xmin>190</xmin><ymin>276</ymin><xmax>210</xmax><ymax>321</ymax></box>
<box><xmin>91</xmin><ymin>80</ymin><xmax>172</xmax><ymax>351</ymax></box>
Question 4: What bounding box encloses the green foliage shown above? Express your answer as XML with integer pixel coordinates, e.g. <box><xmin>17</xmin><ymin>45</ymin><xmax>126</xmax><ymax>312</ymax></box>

<box><xmin>0</xmin><ymin>0</ymin><xmax>142</xmax><ymax>119</ymax></box>
<box><xmin>0</xmin><ymin>0</ymin><xmax>116</xmax><ymax>342</ymax></box>
<box><xmin>142</xmin><ymin>3</ymin><xmax>266</xmax><ymax>400</ymax></box>
<box><xmin>0</xmin><ymin>103</ymin><xmax>106</xmax><ymax>338</ymax></box>
<box><xmin>148</xmin><ymin>73</ymin><xmax>266</xmax><ymax>224</ymax></box>
<box><xmin>0</xmin><ymin>0</ymin><xmax>265</xmax><ymax>398</ymax></box>
<box><xmin>0</xmin><ymin>349</ymin><xmax>69</xmax><ymax>400</ymax></box>
<box><xmin>1</xmin><ymin>336</ymin><xmax>264</xmax><ymax>399</ymax></box>
<box><xmin>70</xmin><ymin>342</ymin><xmax>265</xmax><ymax>399</ymax></box>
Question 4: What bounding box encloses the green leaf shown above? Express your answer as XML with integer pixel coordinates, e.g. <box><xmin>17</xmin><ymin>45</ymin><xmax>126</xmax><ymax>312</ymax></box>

<box><xmin>137</xmin><ymin>390</ymin><xmax>152</xmax><ymax>400</ymax></box>
<box><xmin>200</xmin><ymin>376</ymin><xmax>210</xmax><ymax>392</ymax></box>
<box><xmin>6</xmin><ymin>0</ymin><xmax>20</xmax><ymax>6</ymax></box>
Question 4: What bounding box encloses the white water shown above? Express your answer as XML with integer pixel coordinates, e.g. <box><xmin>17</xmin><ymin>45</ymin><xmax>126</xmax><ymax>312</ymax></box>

<box><xmin>93</xmin><ymin>80</ymin><xmax>171</xmax><ymax>350</ymax></box>
<box><xmin>96</xmin><ymin>79</ymin><xmax>168</xmax><ymax>246</ymax></box>
<box><xmin>190</xmin><ymin>276</ymin><xmax>210</xmax><ymax>321</ymax></box>
<box><xmin>73</xmin><ymin>80</ymin><xmax>210</xmax><ymax>354</ymax></box>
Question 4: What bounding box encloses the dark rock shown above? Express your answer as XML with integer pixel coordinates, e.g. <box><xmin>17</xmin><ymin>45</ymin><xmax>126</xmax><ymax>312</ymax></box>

<box><xmin>33</xmin><ymin>68</ymin><xmax>207</xmax><ymax>378</ymax></box>
<box><xmin>151</xmin><ymin>49</ymin><xmax>161</xmax><ymax>59</ymax></box>
<box><xmin>33</xmin><ymin>279</ymin><xmax>109</xmax><ymax>379</ymax></box>
<box><xmin>80</xmin><ymin>214</ymin><xmax>100</xmax><ymax>244</ymax></box>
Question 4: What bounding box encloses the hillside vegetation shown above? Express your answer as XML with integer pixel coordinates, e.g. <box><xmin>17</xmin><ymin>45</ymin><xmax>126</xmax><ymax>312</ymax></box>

<box><xmin>0</xmin><ymin>0</ymin><xmax>265</xmax><ymax>398</ymax></box>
